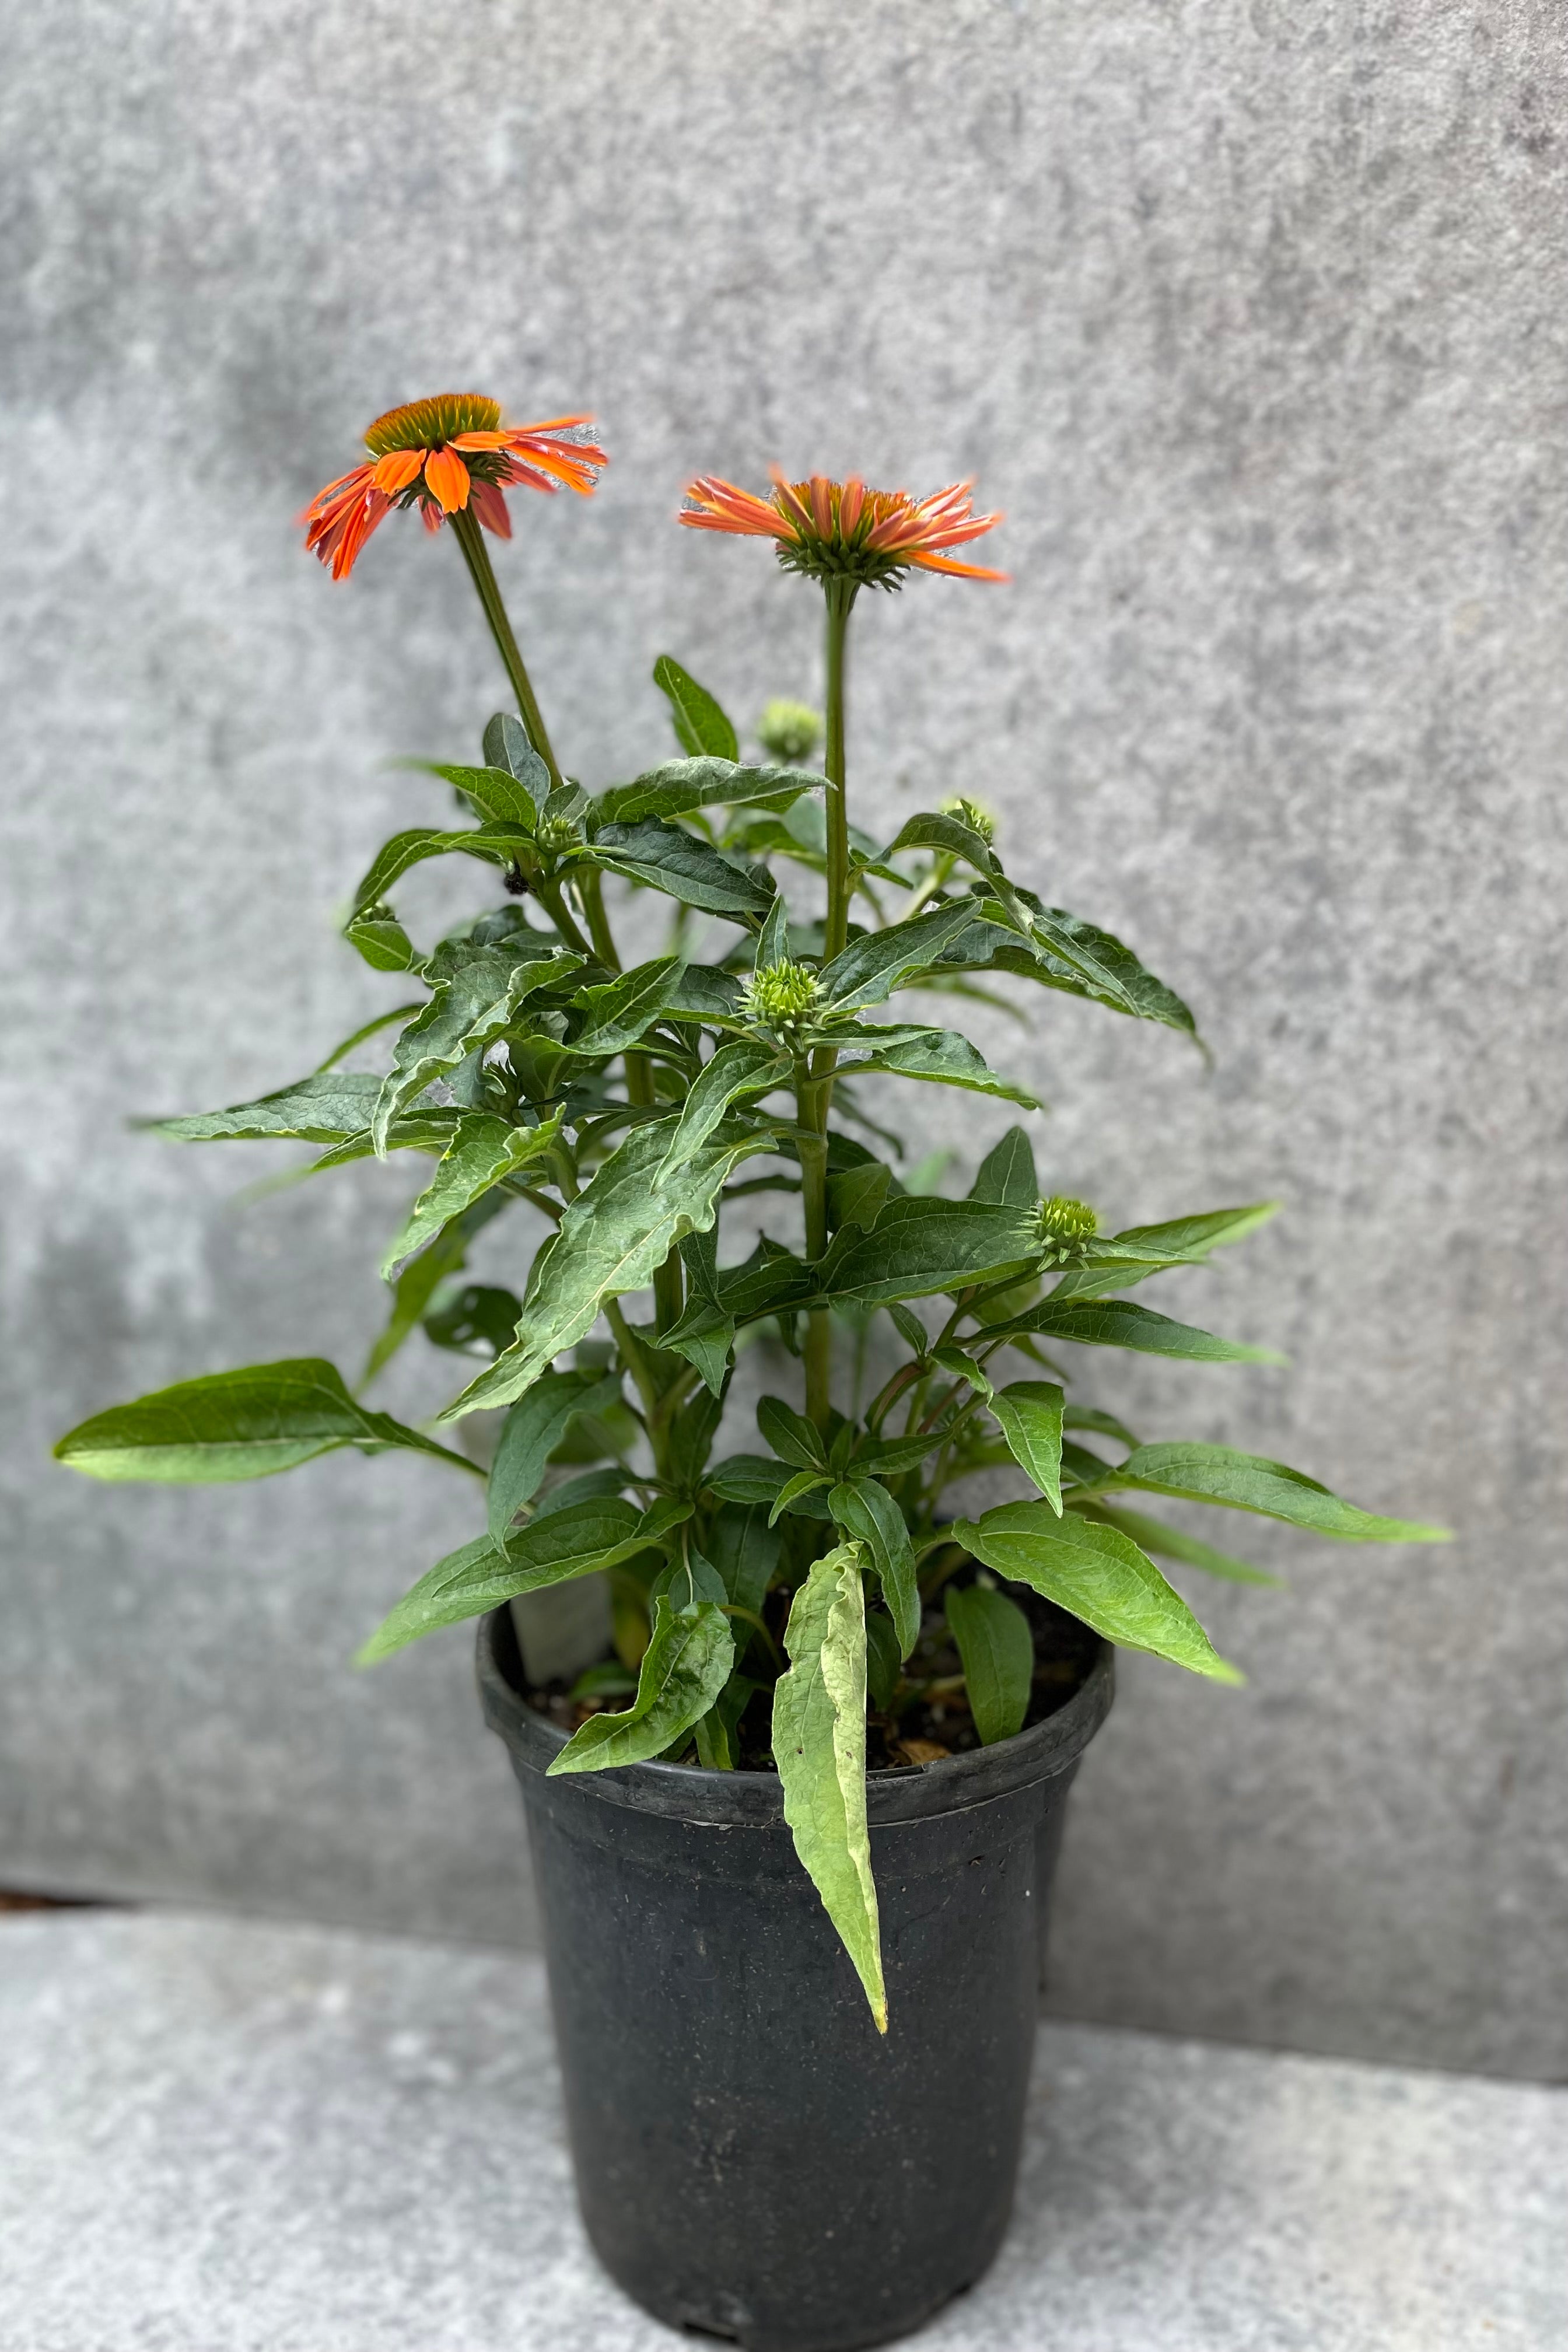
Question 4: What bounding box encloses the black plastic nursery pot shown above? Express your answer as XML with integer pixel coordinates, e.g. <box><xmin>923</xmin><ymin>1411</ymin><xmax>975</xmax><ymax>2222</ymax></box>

<box><xmin>478</xmin><ymin>1607</ymin><xmax>1114</xmax><ymax>2352</ymax></box>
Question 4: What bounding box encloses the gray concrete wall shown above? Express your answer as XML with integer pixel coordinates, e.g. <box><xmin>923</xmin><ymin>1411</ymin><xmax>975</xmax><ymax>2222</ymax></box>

<box><xmin>3</xmin><ymin>0</ymin><xmax>1564</xmax><ymax>2079</ymax></box>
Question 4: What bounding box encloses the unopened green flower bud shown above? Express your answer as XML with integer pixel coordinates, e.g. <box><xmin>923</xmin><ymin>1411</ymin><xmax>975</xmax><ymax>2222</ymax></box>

<box><xmin>944</xmin><ymin>796</ymin><xmax>995</xmax><ymax>846</ymax></box>
<box><xmin>744</xmin><ymin>957</ymin><xmax>822</xmax><ymax>1037</ymax></box>
<box><xmin>1038</xmin><ymin>1194</ymin><xmax>1098</xmax><ymax>1265</ymax></box>
<box><xmin>536</xmin><ymin>813</ymin><xmax>580</xmax><ymax>855</ymax></box>
<box><xmin>757</xmin><ymin>699</ymin><xmax>824</xmax><ymax>766</ymax></box>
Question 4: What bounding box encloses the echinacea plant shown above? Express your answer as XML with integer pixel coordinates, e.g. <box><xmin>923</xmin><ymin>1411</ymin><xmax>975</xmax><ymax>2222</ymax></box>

<box><xmin>57</xmin><ymin>394</ymin><xmax>1446</xmax><ymax>2033</ymax></box>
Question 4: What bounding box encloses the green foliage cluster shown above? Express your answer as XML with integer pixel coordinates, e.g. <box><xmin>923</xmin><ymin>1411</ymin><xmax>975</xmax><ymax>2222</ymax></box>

<box><xmin>56</xmin><ymin>567</ymin><xmax>1445</xmax><ymax>2035</ymax></box>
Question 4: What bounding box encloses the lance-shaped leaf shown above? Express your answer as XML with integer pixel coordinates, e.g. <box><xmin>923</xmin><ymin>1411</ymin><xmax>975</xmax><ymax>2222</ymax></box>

<box><xmin>989</xmin><ymin>1297</ymin><xmax>1282</xmax><ymax>1363</ymax></box>
<box><xmin>149</xmin><ymin>1071</ymin><xmax>387</xmax><ymax>1144</ymax></box>
<box><xmin>380</xmin><ymin>1112</ymin><xmax>561</xmax><ymax>1279</ymax></box>
<box><xmin>758</xmin><ymin>1395</ymin><xmax>827</xmax><ymax>1472</ymax></box>
<box><xmin>1047</xmin><ymin>1201</ymin><xmax>1281</xmax><ymax>1303</ymax></box>
<box><xmin>351</xmin><ymin>826</ymin><xmax>532</xmax><ymax>913</ymax></box>
<box><xmin>773</xmin><ymin>1545</ymin><xmax>887</xmax><ymax>2032</ymax></box>
<box><xmin>817</xmin><ymin>901</ymin><xmax>984</xmax><ymax>1012</ymax></box>
<box><xmin>1090</xmin><ymin>1443</ymin><xmax>1450</xmax><ymax>1542</ymax></box>
<box><xmin>365</xmin><ymin>1195</ymin><xmax>506</xmax><ymax>1387</ymax></box>
<box><xmin>357</xmin><ymin>1495</ymin><xmax>681</xmax><ymax>1665</ymax></box>
<box><xmin>443</xmin><ymin>1119</ymin><xmax>764</xmax><ymax>1420</ymax></box>
<box><xmin>937</xmin><ymin>897</ymin><xmax>1198</xmax><ymax>1037</ymax></box>
<box><xmin>547</xmin><ymin>1596</ymin><xmax>735</xmax><ymax>1773</ymax></box>
<box><xmin>817</xmin><ymin>1198</ymin><xmax>1042</xmax><ymax>1309</ymax></box>
<box><xmin>344</xmin><ymin>912</ymin><xmax>421</xmax><ymax>973</ymax></box>
<box><xmin>55</xmin><ymin>1359</ymin><xmax>476</xmax><ymax>1485</ymax></box>
<box><xmin>768</xmin><ymin>1470</ymin><xmax>834</xmax><ymax>1526</ymax></box>
<box><xmin>569</xmin><ymin>957</ymin><xmax>687</xmax><ymax>1056</ymax></box>
<box><xmin>945</xmin><ymin>1581</ymin><xmax>1034</xmax><ymax>1745</ymax></box>
<box><xmin>653</xmin><ymin>1039</ymin><xmax>791</xmax><ymax>1183</ymax></box>
<box><xmin>881</xmin><ymin>809</ymin><xmax>999</xmax><ymax>877</ymax></box>
<box><xmin>651</xmin><ymin>659</ymin><xmax>740</xmax><ymax>762</ymax></box>
<box><xmin>486</xmin><ymin>1370</ymin><xmax>624</xmax><ymax>1548</ymax></box>
<box><xmin>828</xmin><ymin>1479</ymin><xmax>919</xmax><ymax>1658</ymax></box>
<box><xmin>592</xmin><ymin>818</ymin><xmax>776</xmax><ymax>917</ymax></box>
<box><xmin>838</xmin><ymin>1026</ymin><xmax>1039</xmax><ymax>1108</ymax></box>
<box><xmin>667</xmin><ymin>963</ymin><xmax>748</xmax><ymax>1026</ymax></box>
<box><xmin>991</xmin><ymin>1380</ymin><xmax>1066</xmax><ymax>1513</ymax></box>
<box><xmin>482</xmin><ymin>712</ymin><xmax>552</xmax><ymax>804</ymax></box>
<box><xmin>598</xmin><ymin>755</ymin><xmax>808</xmax><ymax>825</ymax></box>
<box><xmin>968</xmin><ymin>1125</ymin><xmax>1040</xmax><ymax>1209</ymax></box>
<box><xmin>706</xmin><ymin>1456</ymin><xmax>834</xmax><ymax>1519</ymax></box>
<box><xmin>372</xmin><ymin>947</ymin><xmax>575</xmax><ymax>1153</ymax></box>
<box><xmin>706</xmin><ymin>1504</ymin><xmax>782</xmax><ymax>1657</ymax></box>
<box><xmin>1072</xmin><ymin>1502</ymin><xmax>1282</xmax><ymax>1587</ymax></box>
<box><xmin>951</xmin><ymin>1502</ymin><xmax>1241</xmax><ymax>1681</ymax></box>
<box><xmin>423</xmin><ymin>763</ymin><xmax>544</xmax><ymax>831</ymax></box>
<box><xmin>310</xmin><ymin>1109</ymin><xmax>467</xmax><ymax>1172</ymax></box>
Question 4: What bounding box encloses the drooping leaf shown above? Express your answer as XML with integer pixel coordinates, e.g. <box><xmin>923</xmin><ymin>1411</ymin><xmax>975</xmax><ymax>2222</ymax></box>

<box><xmin>1073</xmin><ymin>1502</ymin><xmax>1282</xmax><ymax>1587</ymax></box>
<box><xmin>547</xmin><ymin>1597</ymin><xmax>735</xmax><ymax>1773</ymax></box>
<box><xmin>838</xmin><ymin>1026</ymin><xmax>1040</xmax><ymax>1108</ymax></box>
<box><xmin>443</xmin><ymin>1118</ymin><xmax>766</xmax><ymax>1419</ymax></box>
<box><xmin>1093</xmin><ymin>1443</ymin><xmax>1450</xmax><ymax>1543</ymax></box>
<box><xmin>592</xmin><ymin>818</ymin><xmax>776</xmax><ymax>918</ymax></box>
<box><xmin>991</xmin><ymin>1380</ymin><xmax>1065</xmax><ymax>1513</ymax></box>
<box><xmin>357</xmin><ymin>1494</ymin><xmax>677</xmax><ymax>1664</ymax></box>
<box><xmin>487</xmin><ymin>1370</ymin><xmax>624</xmax><ymax>1548</ymax></box>
<box><xmin>828</xmin><ymin>1478</ymin><xmax>919</xmax><ymax>1658</ymax></box>
<box><xmin>351</xmin><ymin>826</ymin><xmax>532</xmax><ymax>913</ymax></box>
<box><xmin>817</xmin><ymin>1197</ymin><xmax>1041</xmax><ymax>1308</ymax></box>
<box><xmin>150</xmin><ymin>1072</ymin><xmax>387</xmax><ymax>1144</ymax></box>
<box><xmin>569</xmin><ymin>957</ymin><xmax>687</xmax><ymax>1056</ymax></box>
<box><xmin>968</xmin><ymin>1126</ymin><xmax>1040</xmax><ymax>1210</ymax></box>
<box><xmin>990</xmin><ymin>1297</ymin><xmax>1282</xmax><ymax>1364</ymax></box>
<box><xmin>951</xmin><ymin>1502</ymin><xmax>1240</xmax><ymax>1681</ymax></box>
<box><xmin>651</xmin><ymin>658</ymin><xmax>741</xmax><ymax>763</ymax></box>
<box><xmin>652</xmin><ymin>1040</ymin><xmax>790</xmax><ymax>1181</ymax></box>
<box><xmin>817</xmin><ymin>901</ymin><xmax>984</xmax><ymax>1012</ymax></box>
<box><xmin>945</xmin><ymin>1582</ymin><xmax>1034</xmax><ymax>1744</ymax></box>
<box><xmin>380</xmin><ymin>1112</ymin><xmax>561</xmax><ymax>1278</ymax></box>
<box><xmin>55</xmin><ymin>1359</ymin><xmax>477</xmax><ymax>1485</ymax></box>
<box><xmin>772</xmin><ymin>1545</ymin><xmax>887</xmax><ymax>2032</ymax></box>
<box><xmin>372</xmin><ymin>946</ymin><xmax>577</xmax><ymax>1153</ymax></box>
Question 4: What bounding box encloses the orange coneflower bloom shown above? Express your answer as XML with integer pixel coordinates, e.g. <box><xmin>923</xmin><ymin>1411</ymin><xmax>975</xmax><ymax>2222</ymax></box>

<box><xmin>680</xmin><ymin>467</ymin><xmax>1006</xmax><ymax>589</ymax></box>
<box><xmin>303</xmin><ymin>393</ymin><xmax>607</xmax><ymax>580</ymax></box>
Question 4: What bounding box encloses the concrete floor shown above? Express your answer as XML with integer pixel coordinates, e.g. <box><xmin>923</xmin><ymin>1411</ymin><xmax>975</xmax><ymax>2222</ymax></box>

<box><xmin>1</xmin><ymin>1909</ymin><xmax>1563</xmax><ymax>2352</ymax></box>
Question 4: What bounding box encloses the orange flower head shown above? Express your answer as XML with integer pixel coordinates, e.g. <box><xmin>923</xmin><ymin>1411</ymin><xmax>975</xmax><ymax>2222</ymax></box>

<box><xmin>680</xmin><ymin>468</ymin><xmax>1006</xmax><ymax>590</ymax></box>
<box><xmin>302</xmin><ymin>393</ymin><xmax>608</xmax><ymax>580</ymax></box>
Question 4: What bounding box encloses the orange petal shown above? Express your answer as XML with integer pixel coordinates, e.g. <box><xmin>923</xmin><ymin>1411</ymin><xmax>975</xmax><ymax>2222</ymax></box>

<box><xmin>424</xmin><ymin>446</ymin><xmax>471</xmax><ymax>513</ymax></box>
<box><xmin>470</xmin><ymin>479</ymin><xmax>513</xmax><ymax>538</ymax></box>
<box><xmin>838</xmin><ymin>477</ymin><xmax>866</xmax><ymax>537</ymax></box>
<box><xmin>809</xmin><ymin>477</ymin><xmax>834</xmax><ymax>537</ymax></box>
<box><xmin>909</xmin><ymin>550</ymin><xmax>1010</xmax><ymax>582</ymax></box>
<box><xmin>372</xmin><ymin>447</ymin><xmax>426</xmax><ymax>494</ymax></box>
<box><xmin>447</xmin><ymin>431</ymin><xmax>509</xmax><ymax>452</ymax></box>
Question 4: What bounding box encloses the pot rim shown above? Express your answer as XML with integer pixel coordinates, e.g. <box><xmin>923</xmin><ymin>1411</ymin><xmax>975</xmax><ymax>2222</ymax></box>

<box><xmin>477</xmin><ymin>1606</ymin><xmax>1114</xmax><ymax>1826</ymax></box>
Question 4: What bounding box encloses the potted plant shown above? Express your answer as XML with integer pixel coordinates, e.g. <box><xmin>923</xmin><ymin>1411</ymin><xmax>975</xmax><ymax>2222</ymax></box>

<box><xmin>57</xmin><ymin>393</ymin><xmax>1444</xmax><ymax>2352</ymax></box>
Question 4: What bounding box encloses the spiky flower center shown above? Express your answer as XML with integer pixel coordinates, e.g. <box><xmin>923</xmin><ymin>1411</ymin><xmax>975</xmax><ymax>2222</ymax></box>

<box><xmin>944</xmin><ymin>795</ymin><xmax>995</xmax><ymax>846</ymax></box>
<box><xmin>773</xmin><ymin>482</ymin><xmax>925</xmax><ymax>590</ymax></box>
<box><xmin>745</xmin><ymin>958</ymin><xmax>822</xmax><ymax>1038</ymax></box>
<box><xmin>1038</xmin><ymin>1195</ymin><xmax>1098</xmax><ymax>1265</ymax></box>
<box><xmin>364</xmin><ymin>393</ymin><xmax>503</xmax><ymax>456</ymax></box>
<box><xmin>757</xmin><ymin>700</ymin><xmax>824</xmax><ymax>766</ymax></box>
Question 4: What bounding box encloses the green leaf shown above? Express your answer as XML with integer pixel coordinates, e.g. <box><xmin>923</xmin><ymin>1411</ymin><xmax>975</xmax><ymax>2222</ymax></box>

<box><xmin>597</xmin><ymin>757</ymin><xmax>808</xmax><ymax>826</ymax></box>
<box><xmin>309</xmin><ymin>1110</ymin><xmax>466</xmax><ymax>1171</ymax></box>
<box><xmin>344</xmin><ymin>912</ymin><xmax>421</xmax><ymax>972</ymax></box>
<box><xmin>706</xmin><ymin>1504</ymin><xmax>782</xmax><ymax>1656</ymax></box>
<box><xmin>945</xmin><ymin>1582</ymin><xmax>1034</xmax><ymax>1744</ymax></box>
<box><xmin>363</xmin><ymin>1196</ymin><xmax>505</xmax><ymax>1386</ymax></box>
<box><xmin>768</xmin><ymin>1469</ymin><xmax>833</xmax><ymax>1527</ymax></box>
<box><xmin>828</xmin><ymin>1479</ymin><xmax>919</xmax><ymax>1658</ymax></box>
<box><xmin>828</xmin><ymin>1161</ymin><xmax>891</xmax><ymax>1233</ymax></box>
<box><xmin>358</xmin><ymin>1494</ymin><xmax>674</xmax><ymax>1665</ymax></box>
<box><xmin>1112</xmin><ymin>1202</ymin><xmax>1281</xmax><ymax>1259</ymax></box>
<box><xmin>838</xmin><ymin>1026</ymin><xmax>1040</xmax><ymax>1108</ymax></box>
<box><xmin>570</xmin><ymin>957</ymin><xmax>687</xmax><ymax>1056</ymax></box>
<box><xmin>652</xmin><ymin>657</ymin><xmax>740</xmax><ymax>762</ymax></box>
<box><xmin>481</xmin><ymin>712</ymin><xmax>552</xmax><ymax>804</ymax></box>
<box><xmin>758</xmin><ymin>1395</ymin><xmax>827</xmax><ymax>1472</ymax></box>
<box><xmin>991</xmin><ymin>1381</ymin><xmax>1065</xmax><ymax>1513</ymax></box>
<box><xmin>864</xmin><ymin>1611</ymin><xmax>902</xmax><ymax>1712</ymax></box>
<box><xmin>55</xmin><ymin>1359</ymin><xmax>477</xmax><ymax>1485</ymax></box>
<box><xmin>817</xmin><ymin>901</ymin><xmax>984</xmax><ymax>1012</ymax></box>
<box><xmin>443</xmin><ymin>1119</ymin><xmax>764</xmax><ymax>1419</ymax></box>
<box><xmin>422</xmin><ymin>1283</ymin><xmax>522</xmax><ymax>1354</ymax></box>
<box><xmin>706</xmin><ymin>1455</ymin><xmax>833</xmax><ymax>1518</ymax></box>
<box><xmin>1063</xmin><ymin>1404</ymin><xmax>1140</xmax><ymax>1448</ymax></box>
<box><xmin>939</xmin><ymin>898</ymin><xmax>1198</xmax><ymax>1037</ymax></box>
<box><xmin>951</xmin><ymin>1502</ymin><xmax>1241</xmax><ymax>1681</ymax></box>
<box><xmin>487</xmin><ymin>1370</ymin><xmax>623</xmax><ymax>1548</ymax></box>
<box><xmin>547</xmin><ymin>1597</ymin><xmax>735</xmax><ymax>1773</ymax></box>
<box><xmin>1074</xmin><ymin>1502</ymin><xmax>1282</xmax><ymax>1587</ymax></box>
<box><xmin>423</xmin><ymin>763</ymin><xmax>545</xmax><ymax>831</ymax></box>
<box><xmin>652</xmin><ymin>1039</ymin><xmax>790</xmax><ymax>1181</ymax></box>
<box><xmin>694</xmin><ymin>1671</ymin><xmax>761</xmax><ymax>1770</ymax></box>
<box><xmin>992</xmin><ymin>1297</ymin><xmax>1282</xmax><ymax>1364</ymax></box>
<box><xmin>351</xmin><ymin>826</ymin><xmax>531</xmax><ymax>914</ymax></box>
<box><xmin>592</xmin><ymin>819</ymin><xmax>776</xmax><ymax>918</ymax></box>
<box><xmin>1096</xmin><ymin>1443</ymin><xmax>1450</xmax><ymax>1543</ymax></box>
<box><xmin>372</xmin><ymin>946</ymin><xmax>576</xmax><ymax>1153</ymax></box>
<box><xmin>818</xmin><ymin>1198</ymin><xmax>1041</xmax><ymax>1309</ymax></box>
<box><xmin>882</xmin><ymin>810</ymin><xmax>998</xmax><ymax>876</ymax></box>
<box><xmin>772</xmin><ymin>1545</ymin><xmax>886</xmax><ymax>2032</ymax></box>
<box><xmin>1045</xmin><ymin>1204</ymin><xmax>1280</xmax><ymax>1304</ymax></box>
<box><xmin>150</xmin><ymin>1071</ymin><xmax>387</xmax><ymax>1144</ymax></box>
<box><xmin>968</xmin><ymin>1126</ymin><xmax>1040</xmax><ymax>1210</ymax></box>
<box><xmin>931</xmin><ymin>1343</ymin><xmax>992</xmax><ymax>1401</ymax></box>
<box><xmin>380</xmin><ymin>1112</ymin><xmax>561</xmax><ymax>1279</ymax></box>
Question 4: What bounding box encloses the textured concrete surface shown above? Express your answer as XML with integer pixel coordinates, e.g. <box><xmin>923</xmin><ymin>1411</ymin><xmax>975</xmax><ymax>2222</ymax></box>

<box><xmin>4</xmin><ymin>0</ymin><xmax>1567</xmax><ymax>2075</ymax></box>
<box><xmin>1</xmin><ymin>1910</ymin><xmax>1563</xmax><ymax>2352</ymax></box>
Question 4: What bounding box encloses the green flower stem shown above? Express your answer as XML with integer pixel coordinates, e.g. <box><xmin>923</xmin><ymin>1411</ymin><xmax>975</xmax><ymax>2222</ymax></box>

<box><xmin>799</xmin><ymin>578</ymin><xmax>858</xmax><ymax>1433</ymax></box>
<box><xmin>449</xmin><ymin>509</ymin><xmax>565</xmax><ymax>792</ymax></box>
<box><xmin>799</xmin><ymin>1074</ymin><xmax>831</xmax><ymax>1429</ymax></box>
<box><xmin>821</xmin><ymin>577</ymin><xmax>856</xmax><ymax>966</ymax></box>
<box><xmin>533</xmin><ymin>875</ymin><xmax>594</xmax><ymax>958</ymax></box>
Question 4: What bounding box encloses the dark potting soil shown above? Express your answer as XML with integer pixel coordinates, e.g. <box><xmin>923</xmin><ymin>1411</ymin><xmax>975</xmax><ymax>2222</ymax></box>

<box><xmin>523</xmin><ymin>1577</ymin><xmax>1098</xmax><ymax>1772</ymax></box>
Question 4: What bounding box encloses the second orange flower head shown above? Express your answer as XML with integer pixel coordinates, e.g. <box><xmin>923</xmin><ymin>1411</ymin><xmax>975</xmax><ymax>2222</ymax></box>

<box><xmin>303</xmin><ymin>394</ymin><xmax>608</xmax><ymax>580</ymax></box>
<box><xmin>680</xmin><ymin>467</ymin><xmax>1006</xmax><ymax>589</ymax></box>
